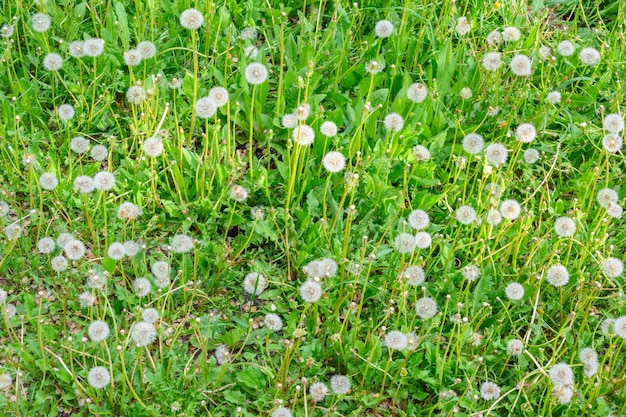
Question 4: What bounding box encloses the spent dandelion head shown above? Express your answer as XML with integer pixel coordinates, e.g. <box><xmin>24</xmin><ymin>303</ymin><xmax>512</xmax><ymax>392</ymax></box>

<box><xmin>180</xmin><ymin>8</ymin><xmax>204</xmax><ymax>30</ymax></box>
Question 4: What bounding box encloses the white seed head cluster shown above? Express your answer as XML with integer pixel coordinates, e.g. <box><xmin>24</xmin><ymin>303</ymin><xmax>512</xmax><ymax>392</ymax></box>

<box><xmin>309</xmin><ymin>381</ymin><xmax>329</xmax><ymax>402</ymax></box>
<box><xmin>415</xmin><ymin>297</ymin><xmax>438</xmax><ymax>319</ymax></box>
<box><xmin>462</xmin><ymin>264</ymin><xmax>480</xmax><ymax>282</ymax></box>
<box><xmin>383</xmin><ymin>112</ymin><xmax>404</xmax><ymax>132</ymax></box>
<box><xmin>244</xmin><ymin>63</ymin><xmax>268</xmax><ymax>85</ymax></box>
<box><xmin>180</xmin><ymin>8</ymin><xmax>204</xmax><ymax>30</ymax></box>
<box><xmin>554</xmin><ymin>216</ymin><xmax>576</xmax><ymax>238</ymax></box>
<box><xmin>407</xmin><ymin>83</ymin><xmax>428</xmax><ymax>103</ymax></box>
<box><xmin>408</xmin><ymin>209</ymin><xmax>429</xmax><ymax>230</ymax></box>
<box><xmin>299</xmin><ymin>280</ymin><xmax>322</xmax><ymax>303</ymax></box>
<box><xmin>462</xmin><ymin>133</ymin><xmax>484</xmax><ymax>154</ymax></box>
<box><xmin>507</xmin><ymin>338</ymin><xmax>524</xmax><ymax>356</ymax></box>
<box><xmin>87</xmin><ymin>366</ymin><xmax>111</xmax><ymax>389</ymax></box>
<box><xmin>509</xmin><ymin>54</ymin><xmax>532</xmax><ymax>76</ymax></box>
<box><xmin>320</xmin><ymin>121</ymin><xmax>338</xmax><ymax>137</ymax></box>
<box><xmin>243</xmin><ymin>272</ymin><xmax>267</xmax><ymax>295</ymax></box>
<box><xmin>579</xmin><ymin>47</ymin><xmax>600</xmax><ymax>66</ymax></box>
<box><xmin>264</xmin><ymin>313</ymin><xmax>283</xmax><ymax>332</ymax></box>
<box><xmin>131</xmin><ymin>321</ymin><xmax>157</xmax><ymax>346</ymax></box>
<box><xmin>505</xmin><ymin>282</ymin><xmax>524</xmax><ymax>300</ymax></box>
<box><xmin>546</xmin><ymin>264</ymin><xmax>569</xmax><ymax>288</ymax></box>
<box><xmin>171</xmin><ymin>234</ymin><xmax>194</xmax><ymax>253</ymax></box>
<box><xmin>399</xmin><ymin>265</ymin><xmax>425</xmax><ymax>286</ymax></box>
<box><xmin>480</xmin><ymin>381</ymin><xmax>501</xmax><ymax>400</ymax></box>
<box><xmin>322</xmin><ymin>151</ymin><xmax>347</xmax><ymax>173</ymax></box>
<box><xmin>456</xmin><ymin>205</ymin><xmax>477</xmax><ymax>225</ymax></box>
<box><xmin>374</xmin><ymin>20</ymin><xmax>394</xmax><ymax>38</ymax></box>
<box><xmin>292</xmin><ymin>124</ymin><xmax>315</xmax><ymax>146</ymax></box>
<box><xmin>516</xmin><ymin>123</ymin><xmax>536</xmax><ymax>143</ymax></box>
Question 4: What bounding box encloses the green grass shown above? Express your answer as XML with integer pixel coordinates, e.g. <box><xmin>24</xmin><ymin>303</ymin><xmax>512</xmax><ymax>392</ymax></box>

<box><xmin>0</xmin><ymin>0</ymin><xmax>625</xmax><ymax>416</ymax></box>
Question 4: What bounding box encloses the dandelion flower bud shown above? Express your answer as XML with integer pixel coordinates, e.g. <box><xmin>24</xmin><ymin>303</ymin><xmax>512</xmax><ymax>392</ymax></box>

<box><xmin>480</xmin><ymin>382</ymin><xmax>501</xmax><ymax>400</ymax></box>
<box><xmin>87</xmin><ymin>366</ymin><xmax>111</xmax><ymax>389</ymax></box>
<box><xmin>415</xmin><ymin>297</ymin><xmax>438</xmax><ymax>319</ymax></box>
<box><xmin>383</xmin><ymin>112</ymin><xmax>404</xmax><ymax>132</ymax></box>
<box><xmin>208</xmin><ymin>87</ymin><xmax>229</xmax><ymax>107</ymax></box>
<box><xmin>320</xmin><ymin>121</ymin><xmax>338</xmax><ymax>137</ymax></box>
<box><xmin>137</xmin><ymin>41</ymin><xmax>156</xmax><ymax>59</ymax></box>
<box><xmin>88</xmin><ymin>320</ymin><xmax>110</xmax><ymax>342</ymax></box>
<box><xmin>554</xmin><ymin>216</ymin><xmax>576</xmax><ymax>237</ymax></box>
<box><xmin>509</xmin><ymin>54</ymin><xmax>532</xmax><ymax>76</ymax></box>
<box><xmin>516</xmin><ymin>123</ymin><xmax>536</xmax><ymax>143</ymax></box>
<box><xmin>546</xmin><ymin>264</ymin><xmax>569</xmax><ymax>288</ymax></box>
<box><xmin>505</xmin><ymin>282</ymin><xmax>524</xmax><ymax>300</ymax></box>
<box><xmin>180</xmin><ymin>8</ymin><xmax>204</xmax><ymax>30</ymax></box>
<box><xmin>143</xmin><ymin>137</ymin><xmax>163</xmax><ymax>158</ymax></box>
<box><xmin>131</xmin><ymin>321</ymin><xmax>157</xmax><ymax>346</ymax></box>
<box><xmin>83</xmin><ymin>38</ymin><xmax>105</xmax><ymax>57</ymax></box>
<box><xmin>244</xmin><ymin>62</ymin><xmax>268</xmax><ymax>84</ymax></box>
<box><xmin>94</xmin><ymin>171</ymin><xmax>115</xmax><ymax>191</ymax></box>
<box><xmin>243</xmin><ymin>272</ymin><xmax>267</xmax><ymax>295</ymax></box>
<box><xmin>579</xmin><ymin>47</ymin><xmax>600</xmax><ymax>66</ymax></box>
<box><xmin>43</xmin><ymin>53</ymin><xmax>63</xmax><ymax>71</ymax></box>
<box><xmin>603</xmin><ymin>113</ymin><xmax>625</xmax><ymax>134</ymax></box>
<box><xmin>126</xmin><ymin>86</ymin><xmax>147</xmax><ymax>105</ymax></box>
<box><xmin>374</xmin><ymin>19</ymin><xmax>393</xmax><ymax>38</ymax></box>
<box><xmin>462</xmin><ymin>133</ymin><xmax>484</xmax><ymax>154</ymax></box>
<box><xmin>300</xmin><ymin>280</ymin><xmax>322</xmax><ymax>303</ymax></box>
<box><xmin>322</xmin><ymin>151</ymin><xmax>346</xmax><ymax>173</ymax></box>
<box><xmin>31</xmin><ymin>13</ymin><xmax>51</xmax><ymax>32</ymax></box>
<box><xmin>557</xmin><ymin>41</ymin><xmax>576</xmax><ymax>57</ymax></box>
<box><xmin>39</xmin><ymin>172</ymin><xmax>58</xmax><ymax>190</ymax></box>
<box><xmin>292</xmin><ymin>124</ymin><xmax>315</xmax><ymax>146</ymax></box>
<box><xmin>309</xmin><ymin>382</ymin><xmax>329</xmax><ymax>402</ymax></box>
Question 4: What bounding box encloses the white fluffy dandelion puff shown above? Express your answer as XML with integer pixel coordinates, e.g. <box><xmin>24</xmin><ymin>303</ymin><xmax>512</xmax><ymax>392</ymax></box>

<box><xmin>180</xmin><ymin>8</ymin><xmax>204</xmax><ymax>30</ymax></box>
<box><xmin>322</xmin><ymin>151</ymin><xmax>347</xmax><ymax>173</ymax></box>
<box><xmin>87</xmin><ymin>366</ymin><xmax>111</xmax><ymax>389</ymax></box>
<box><xmin>244</xmin><ymin>62</ymin><xmax>268</xmax><ymax>84</ymax></box>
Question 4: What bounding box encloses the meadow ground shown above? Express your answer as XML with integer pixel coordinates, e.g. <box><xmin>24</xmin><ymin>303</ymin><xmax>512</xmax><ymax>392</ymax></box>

<box><xmin>0</xmin><ymin>0</ymin><xmax>625</xmax><ymax>416</ymax></box>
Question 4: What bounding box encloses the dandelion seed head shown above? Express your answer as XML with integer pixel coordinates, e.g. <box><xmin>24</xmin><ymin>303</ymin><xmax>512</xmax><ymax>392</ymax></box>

<box><xmin>208</xmin><ymin>87</ymin><xmax>229</xmax><ymax>107</ymax></box>
<box><xmin>330</xmin><ymin>375</ymin><xmax>350</xmax><ymax>395</ymax></box>
<box><xmin>1</xmin><ymin>24</ymin><xmax>14</xmax><ymax>38</ymax></box>
<box><xmin>243</xmin><ymin>272</ymin><xmax>267</xmax><ymax>295</ymax></box>
<box><xmin>480</xmin><ymin>381</ymin><xmax>501</xmax><ymax>400</ymax></box>
<box><xmin>507</xmin><ymin>338</ymin><xmax>524</xmax><ymax>356</ymax></box>
<box><xmin>68</xmin><ymin>41</ymin><xmax>84</xmax><ymax>57</ymax></box>
<box><xmin>300</xmin><ymin>280</ymin><xmax>322</xmax><ymax>303</ymax></box>
<box><xmin>83</xmin><ymin>38</ymin><xmax>105</xmax><ymax>57</ymax></box>
<box><xmin>603</xmin><ymin>113</ymin><xmax>624</xmax><ymax>134</ymax></box>
<box><xmin>243</xmin><ymin>45</ymin><xmax>258</xmax><ymax>59</ymax></box>
<box><xmin>602</xmin><ymin>133</ymin><xmax>623</xmax><ymax>153</ymax></box>
<box><xmin>554</xmin><ymin>216</ymin><xmax>576</xmax><ymax>237</ymax></box>
<box><xmin>123</xmin><ymin>49</ymin><xmax>142</xmax><ymax>66</ymax></box>
<box><xmin>180</xmin><ymin>8</ymin><xmax>204</xmax><ymax>30</ymax></box>
<box><xmin>126</xmin><ymin>86</ymin><xmax>147</xmax><ymax>105</ymax></box>
<box><xmin>613</xmin><ymin>316</ymin><xmax>626</xmax><ymax>338</ymax></box>
<box><xmin>294</xmin><ymin>103</ymin><xmax>311</xmax><ymax>120</ymax></box>
<box><xmin>415</xmin><ymin>297</ymin><xmax>438</xmax><ymax>319</ymax></box>
<box><xmin>394</xmin><ymin>232</ymin><xmax>416</xmax><ymax>254</ymax></box>
<box><xmin>320</xmin><ymin>121</ymin><xmax>338</xmax><ymax>137</ymax></box>
<box><xmin>505</xmin><ymin>282</ymin><xmax>524</xmax><ymax>300</ymax></box>
<box><xmin>456</xmin><ymin>205</ymin><xmax>476</xmax><ymax>225</ymax></box>
<box><xmin>57</xmin><ymin>104</ymin><xmax>75</xmax><ymax>121</ymax></box>
<box><xmin>78</xmin><ymin>291</ymin><xmax>96</xmax><ymax>308</ymax></box>
<box><xmin>607</xmin><ymin>203</ymin><xmax>623</xmax><ymax>219</ymax></box>
<box><xmin>365</xmin><ymin>60</ymin><xmax>385</xmax><ymax>74</ymax></box>
<box><xmin>546</xmin><ymin>264</ymin><xmax>569</xmax><ymax>288</ymax></box>
<box><xmin>244</xmin><ymin>62</ymin><xmax>268</xmax><ymax>85</ymax></box>
<box><xmin>500</xmin><ymin>199</ymin><xmax>521</xmax><ymax>220</ymax></box>
<box><xmin>70</xmin><ymin>136</ymin><xmax>89</xmax><ymax>154</ymax></box>
<box><xmin>38</xmin><ymin>237</ymin><xmax>56</xmax><ymax>254</ymax></box>
<box><xmin>455</xmin><ymin>17</ymin><xmax>471</xmax><ymax>36</ymax></box>
<box><xmin>87</xmin><ymin>366</ymin><xmax>111</xmax><ymax>389</ymax></box>
<box><xmin>557</xmin><ymin>41</ymin><xmax>575</xmax><ymax>57</ymax></box>
<box><xmin>601</xmin><ymin>257</ymin><xmax>623</xmax><ymax>278</ymax></box>
<box><xmin>282</xmin><ymin>114</ymin><xmax>298</xmax><ymax>129</ymax></box>
<box><xmin>486</xmin><ymin>30</ymin><xmax>501</xmax><ymax>46</ymax></box>
<box><xmin>549</xmin><ymin>363</ymin><xmax>574</xmax><ymax>388</ymax></box>
<box><xmin>133</xmin><ymin>278</ymin><xmax>151</xmax><ymax>297</ymax></box>
<box><xmin>509</xmin><ymin>54</ymin><xmax>532</xmax><ymax>76</ymax></box>
<box><xmin>52</xmin><ymin>255</ymin><xmax>68</xmax><ymax>272</ymax></box>
<box><xmin>117</xmin><ymin>202</ymin><xmax>142</xmax><ymax>220</ymax></box>
<box><xmin>579</xmin><ymin>47</ymin><xmax>600</xmax><ymax>65</ymax></box>
<box><xmin>151</xmin><ymin>261</ymin><xmax>169</xmax><ymax>280</ymax></box>
<box><xmin>94</xmin><ymin>171</ymin><xmax>115</xmax><ymax>191</ymax></box>
<box><xmin>523</xmin><ymin>148</ymin><xmax>540</xmax><ymax>164</ymax></box>
<box><xmin>547</xmin><ymin>91</ymin><xmax>561</xmax><ymax>104</ymax></box>
<box><xmin>462</xmin><ymin>133</ymin><xmax>484</xmax><ymax>154</ymax></box>
<box><xmin>407</xmin><ymin>82</ymin><xmax>428</xmax><ymax>103</ymax></box>
<box><xmin>142</xmin><ymin>308</ymin><xmax>159</xmax><ymax>323</ymax></box>
<box><xmin>39</xmin><ymin>172</ymin><xmax>58</xmax><ymax>190</ymax></box>
<box><xmin>309</xmin><ymin>382</ymin><xmax>329</xmax><ymax>402</ymax></box>
<box><xmin>131</xmin><ymin>321</ymin><xmax>157</xmax><ymax>346</ymax></box>
<box><xmin>383</xmin><ymin>112</ymin><xmax>404</xmax><ymax>132</ymax></box>
<box><xmin>579</xmin><ymin>348</ymin><xmax>598</xmax><ymax>365</ymax></box>
<box><xmin>462</xmin><ymin>264</ymin><xmax>480</xmax><ymax>282</ymax></box>
<box><xmin>374</xmin><ymin>20</ymin><xmax>394</xmax><ymax>38</ymax></box>
<box><xmin>195</xmin><ymin>97</ymin><xmax>217</xmax><ymax>119</ymax></box>
<box><xmin>74</xmin><ymin>175</ymin><xmax>95</xmax><ymax>194</ymax></box>
<box><xmin>484</xmin><ymin>143</ymin><xmax>508</xmax><ymax>166</ymax></box>
<box><xmin>414</xmin><ymin>232</ymin><xmax>432</xmax><ymax>249</ymax></box>
<box><xmin>171</xmin><ymin>234</ymin><xmax>193</xmax><ymax>253</ymax></box>
<box><xmin>413</xmin><ymin>145</ymin><xmax>431</xmax><ymax>161</ymax></box>
<box><xmin>43</xmin><ymin>53</ymin><xmax>63</xmax><ymax>71</ymax></box>
<box><xmin>214</xmin><ymin>343</ymin><xmax>230</xmax><ymax>364</ymax></box>
<box><xmin>123</xmin><ymin>241</ymin><xmax>140</xmax><ymax>257</ymax></box>
<box><xmin>91</xmin><ymin>145</ymin><xmax>108</xmax><ymax>161</ymax></box>
<box><xmin>516</xmin><ymin>123</ymin><xmax>536</xmax><ymax>143</ymax></box>
<box><xmin>264</xmin><ymin>313</ymin><xmax>283</xmax><ymax>332</ymax></box>
<box><xmin>292</xmin><ymin>124</ymin><xmax>315</xmax><ymax>145</ymax></box>
<box><xmin>271</xmin><ymin>407</ymin><xmax>292</xmax><ymax>417</ymax></box>
<box><xmin>482</xmin><ymin>52</ymin><xmax>502</xmax><ymax>71</ymax></box>
<box><xmin>88</xmin><ymin>320</ymin><xmax>110</xmax><ymax>342</ymax></box>
<box><xmin>106</xmin><ymin>242</ymin><xmax>125</xmax><ymax>260</ymax></box>
<box><xmin>501</xmin><ymin>26</ymin><xmax>521</xmax><ymax>42</ymax></box>
<box><xmin>143</xmin><ymin>137</ymin><xmax>163</xmax><ymax>158</ymax></box>
<box><xmin>322</xmin><ymin>151</ymin><xmax>346</xmax><ymax>173</ymax></box>
<box><xmin>230</xmin><ymin>184</ymin><xmax>249</xmax><ymax>202</ymax></box>
<box><xmin>137</xmin><ymin>41</ymin><xmax>156</xmax><ymax>59</ymax></box>
<box><xmin>407</xmin><ymin>209</ymin><xmax>429</xmax><ymax>230</ymax></box>
<box><xmin>31</xmin><ymin>13</ymin><xmax>51</xmax><ymax>32</ymax></box>
<box><xmin>385</xmin><ymin>330</ymin><xmax>408</xmax><ymax>350</ymax></box>
<box><xmin>399</xmin><ymin>265</ymin><xmax>425</xmax><ymax>286</ymax></box>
